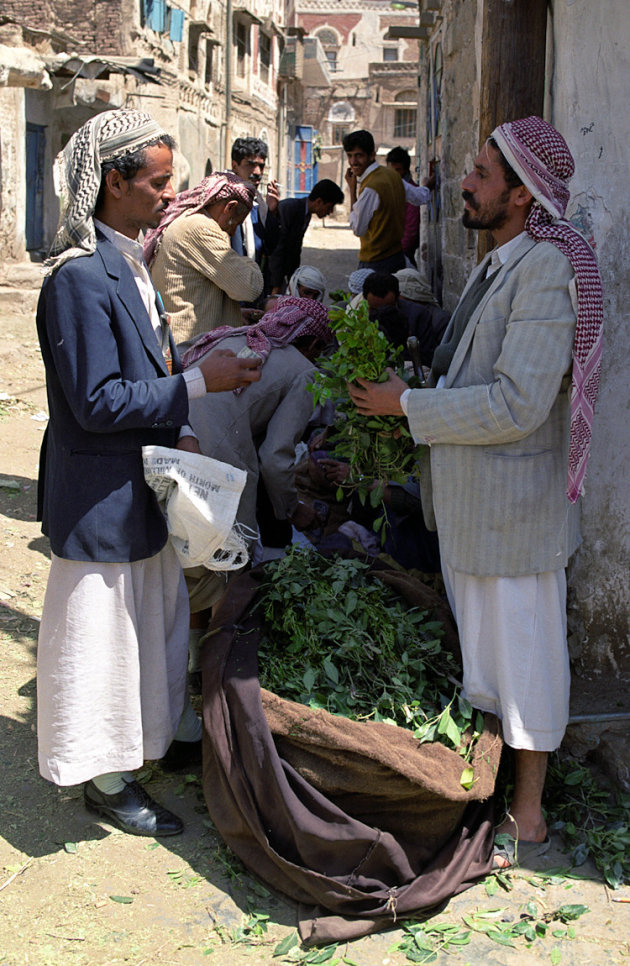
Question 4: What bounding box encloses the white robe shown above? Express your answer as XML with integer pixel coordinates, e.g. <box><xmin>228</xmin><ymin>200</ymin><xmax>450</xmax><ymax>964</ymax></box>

<box><xmin>37</xmin><ymin>542</ymin><xmax>189</xmax><ymax>786</ymax></box>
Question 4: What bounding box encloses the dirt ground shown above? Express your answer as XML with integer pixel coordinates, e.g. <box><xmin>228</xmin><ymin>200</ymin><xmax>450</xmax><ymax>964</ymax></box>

<box><xmin>1</xmin><ymin>222</ymin><xmax>629</xmax><ymax>965</ymax></box>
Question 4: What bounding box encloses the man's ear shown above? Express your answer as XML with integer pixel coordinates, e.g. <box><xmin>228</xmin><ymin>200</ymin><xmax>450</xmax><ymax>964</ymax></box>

<box><xmin>513</xmin><ymin>184</ymin><xmax>533</xmax><ymax>208</ymax></box>
<box><xmin>104</xmin><ymin>168</ymin><xmax>127</xmax><ymax>200</ymax></box>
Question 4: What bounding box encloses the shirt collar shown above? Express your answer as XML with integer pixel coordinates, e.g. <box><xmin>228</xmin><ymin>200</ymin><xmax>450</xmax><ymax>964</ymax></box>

<box><xmin>488</xmin><ymin>230</ymin><xmax>528</xmax><ymax>273</ymax></box>
<box><xmin>357</xmin><ymin>161</ymin><xmax>380</xmax><ymax>184</ymax></box>
<box><xmin>95</xmin><ymin>219</ymin><xmax>145</xmax><ymax>266</ymax></box>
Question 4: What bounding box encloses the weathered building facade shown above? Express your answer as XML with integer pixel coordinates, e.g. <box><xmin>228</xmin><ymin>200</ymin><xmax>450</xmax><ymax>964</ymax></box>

<box><xmin>0</xmin><ymin>0</ymin><xmax>287</xmax><ymax>264</ymax></box>
<box><xmin>286</xmin><ymin>0</ymin><xmax>426</xmax><ymax>201</ymax></box>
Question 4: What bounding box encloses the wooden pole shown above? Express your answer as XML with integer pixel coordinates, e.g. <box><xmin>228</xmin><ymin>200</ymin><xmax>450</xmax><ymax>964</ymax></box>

<box><xmin>478</xmin><ymin>0</ymin><xmax>548</xmax><ymax>258</ymax></box>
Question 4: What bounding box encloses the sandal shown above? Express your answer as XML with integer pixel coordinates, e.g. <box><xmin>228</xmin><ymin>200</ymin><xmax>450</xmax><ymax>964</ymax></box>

<box><xmin>493</xmin><ymin>831</ymin><xmax>551</xmax><ymax>869</ymax></box>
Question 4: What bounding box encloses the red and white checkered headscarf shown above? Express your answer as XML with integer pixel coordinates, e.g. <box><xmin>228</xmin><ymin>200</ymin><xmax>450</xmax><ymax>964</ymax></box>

<box><xmin>491</xmin><ymin>116</ymin><xmax>604</xmax><ymax>502</ymax></box>
<box><xmin>143</xmin><ymin>172</ymin><xmax>256</xmax><ymax>267</ymax></box>
<box><xmin>181</xmin><ymin>296</ymin><xmax>332</xmax><ymax>371</ymax></box>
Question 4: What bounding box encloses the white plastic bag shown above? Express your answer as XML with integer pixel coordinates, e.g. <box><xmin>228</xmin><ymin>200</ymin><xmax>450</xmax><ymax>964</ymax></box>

<box><xmin>143</xmin><ymin>445</ymin><xmax>248</xmax><ymax>571</ymax></box>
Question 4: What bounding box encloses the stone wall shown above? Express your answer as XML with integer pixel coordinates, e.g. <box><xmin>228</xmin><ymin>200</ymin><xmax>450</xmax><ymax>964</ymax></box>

<box><xmin>0</xmin><ymin>89</ymin><xmax>26</xmax><ymax>259</ymax></box>
<box><xmin>423</xmin><ymin>0</ymin><xmax>480</xmax><ymax>311</ymax></box>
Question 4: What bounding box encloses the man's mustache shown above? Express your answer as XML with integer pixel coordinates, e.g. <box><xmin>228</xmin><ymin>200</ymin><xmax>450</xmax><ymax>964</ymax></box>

<box><xmin>462</xmin><ymin>190</ymin><xmax>477</xmax><ymax>208</ymax></box>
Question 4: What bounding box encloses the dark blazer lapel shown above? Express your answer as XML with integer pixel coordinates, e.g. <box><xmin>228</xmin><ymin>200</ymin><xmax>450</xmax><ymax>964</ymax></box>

<box><xmin>96</xmin><ymin>235</ymin><xmax>168</xmax><ymax>376</ymax></box>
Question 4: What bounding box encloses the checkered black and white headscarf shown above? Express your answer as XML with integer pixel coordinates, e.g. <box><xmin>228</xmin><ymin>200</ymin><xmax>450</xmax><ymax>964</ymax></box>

<box><xmin>492</xmin><ymin>116</ymin><xmax>604</xmax><ymax>503</ymax></box>
<box><xmin>44</xmin><ymin>109</ymin><xmax>168</xmax><ymax>275</ymax></box>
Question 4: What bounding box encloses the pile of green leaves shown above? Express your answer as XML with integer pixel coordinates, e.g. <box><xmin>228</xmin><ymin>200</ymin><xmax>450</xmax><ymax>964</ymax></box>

<box><xmin>391</xmin><ymin>902</ymin><xmax>589</xmax><ymax>963</ymax></box>
<box><xmin>308</xmin><ymin>298</ymin><xmax>423</xmax><ymax>514</ymax></box>
<box><xmin>543</xmin><ymin>754</ymin><xmax>630</xmax><ymax>888</ymax></box>
<box><xmin>255</xmin><ymin>547</ymin><xmax>483</xmax><ymax>767</ymax></box>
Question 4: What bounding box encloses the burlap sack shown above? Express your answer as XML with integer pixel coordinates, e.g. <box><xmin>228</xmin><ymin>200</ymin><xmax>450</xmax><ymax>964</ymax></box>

<box><xmin>200</xmin><ymin>563</ymin><xmax>502</xmax><ymax>944</ymax></box>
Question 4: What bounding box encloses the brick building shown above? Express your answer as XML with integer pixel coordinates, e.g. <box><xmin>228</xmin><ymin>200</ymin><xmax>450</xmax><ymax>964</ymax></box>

<box><xmin>0</xmin><ymin>0</ymin><xmax>287</xmax><ymax>264</ymax></box>
<box><xmin>285</xmin><ymin>0</ymin><xmax>427</xmax><ymax>203</ymax></box>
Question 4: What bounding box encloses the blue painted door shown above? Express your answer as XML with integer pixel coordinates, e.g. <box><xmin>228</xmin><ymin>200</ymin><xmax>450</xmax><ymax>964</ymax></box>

<box><xmin>292</xmin><ymin>126</ymin><xmax>318</xmax><ymax>198</ymax></box>
<box><xmin>26</xmin><ymin>123</ymin><xmax>46</xmax><ymax>252</ymax></box>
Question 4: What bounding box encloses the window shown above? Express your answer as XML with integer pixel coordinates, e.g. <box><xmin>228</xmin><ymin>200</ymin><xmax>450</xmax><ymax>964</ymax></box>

<box><xmin>325</xmin><ymin>49</ymin><xmax>337</xmax><ymax>71</ymax></box>
<box><xmin>235</xmin><ymin>20</ymin><xmax>249</xmax><ymax>78</ymax></box>
<box><xmin>383</xmin><ymin>47</ymin><xmax>399</xmax><ymax>62</ymax></box>
<box><xmin>141</xmin><ymin>0</ymin><xmax>166</xmax><ymax>33</ymax></box>
<box><xmin>332</xmin><ymin>125</ymin><xmax>350</xmax><ymax>145</ymax></box>
<box><xmin>315</xmin><ymin>27</ymin><xmax>340</xmax><ymax>73</ymax></box>
<box><xmin>259</xmin><ymin>31</ymin><xmax>271</xmax><ymax>84</ymax></box>
<box><xmin>394</xmin><ymin>109</ymin><xmax>416</xmax><ymax>138</ymax></box>
<box><xmin>316</xmin><ymin>29</ymin><xmax>337</xmax><ymax>46</ymax></box>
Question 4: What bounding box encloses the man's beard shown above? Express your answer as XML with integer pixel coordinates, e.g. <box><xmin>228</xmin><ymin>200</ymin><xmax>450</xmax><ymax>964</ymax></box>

<box><xmin>462</xmin><ymin>187</ymin><xmax>511</xmax><ymax>231</ymax></box>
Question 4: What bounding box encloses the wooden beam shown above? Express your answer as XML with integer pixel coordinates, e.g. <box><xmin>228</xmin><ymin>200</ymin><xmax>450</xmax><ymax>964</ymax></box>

<box><xmin>385</xmin><ymin>25</ymin><xmax>430</xmax><ymax>40</ymax></box>
<box><xmin>478</xmin><ymin>0</ymin><xmax>547</xmax><ymax>257</ymax></box>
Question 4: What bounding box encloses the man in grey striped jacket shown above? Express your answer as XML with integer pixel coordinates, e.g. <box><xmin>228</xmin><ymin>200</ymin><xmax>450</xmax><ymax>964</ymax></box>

<box><xmin>349</xmin><ymin>117</ymin><xmax>603</xmax><ymax>869</ymax></box>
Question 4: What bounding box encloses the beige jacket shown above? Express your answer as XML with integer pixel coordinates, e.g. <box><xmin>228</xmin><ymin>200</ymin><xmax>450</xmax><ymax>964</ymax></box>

<box><xmin>407</xmin><ymin>236</ymin><xmax>580</xmax><ymax>577</ymax></box>
<box><xmin>150</xmin><ymin>213</ymin><xmax>263</xmax><ymax>345</ymax></box>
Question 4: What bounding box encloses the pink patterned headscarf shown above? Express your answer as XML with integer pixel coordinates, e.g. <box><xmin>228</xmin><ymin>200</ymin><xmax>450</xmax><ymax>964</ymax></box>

<box><xmin>491</xmin><ymin>116</ymin><xmax>604</xmax><ymax>503</ymax></box>
<box><xmin>143</xmin><ymin>171</ymin><xmax>256</xmax><ymax>267</ymax></box>
<box><xmin>181</xmin><ymin>296</ymin><xmax>332</xmax><ymax>371</ymax></box>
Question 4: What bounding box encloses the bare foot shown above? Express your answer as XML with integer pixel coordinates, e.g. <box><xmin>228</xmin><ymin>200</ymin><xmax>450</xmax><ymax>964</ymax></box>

<box><xmin>496</xmin><ymin>811</ymin><xmax>548</xmax><ymax>843</ymax></box>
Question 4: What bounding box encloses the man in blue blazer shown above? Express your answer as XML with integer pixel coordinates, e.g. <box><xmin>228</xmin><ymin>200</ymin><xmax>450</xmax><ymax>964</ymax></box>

<box><xmin>349</xmin><ymin>117</ymin><xmax>603</xmax><ymax>868</ymax></box>
<box><xmin>36</xmin><ymin>109</ymin><xmax>261</xmax><ymax>836</ymax></box>
<box><xmin>268</xmin><ymin>179</ymin><xmax>344</xmax><ymax>294</ymax></box>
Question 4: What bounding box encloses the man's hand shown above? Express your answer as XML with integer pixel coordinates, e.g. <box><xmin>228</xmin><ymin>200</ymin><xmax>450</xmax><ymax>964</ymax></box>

<box><xmin>241</xmin><ymin>307</ymin><xmax>264</xmax><ymax>323</ymax></box>
<box><xmin>266</xmin><ymin>179</ymin><xmax>280</xmax><ymax>213</ymax></box>
<box><xmin>176</xmin><ymin>435</ymin><xmax>202</xmax><ymax>454</ymax></box>
<box><xmin>198</xmin><ymin>349</ymin><xmax>262</xmax><ymax>392</ymax></box>
<box><xmin>347</xmin><ymin>368</ymin><xmax>406</xmax><ymax>415</ymax></box>
<box><xmin>289</xmin><ymin>500</ymin><xmax>318</xmax><ymax>531</ymax></box>
<box><xmin>344</xmin><ymin>167</ymin><xmax>357</xmax><ymax>202</ymax></box>
<box><xmin>317</xmin><ymin>458</ymin><xmax>350</xmax><ymax>485</ymax></box>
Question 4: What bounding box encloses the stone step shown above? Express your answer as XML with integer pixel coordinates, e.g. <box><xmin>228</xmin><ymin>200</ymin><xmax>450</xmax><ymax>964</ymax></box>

<box><xmin>0</xmin><ymin>287</ymin><xmax>41</xmax><ymax>316</ymax></box>
<box><xmin>0</xmin><ymin>262</ymin><xmax>45</xmax><ymax>289</ymax></box>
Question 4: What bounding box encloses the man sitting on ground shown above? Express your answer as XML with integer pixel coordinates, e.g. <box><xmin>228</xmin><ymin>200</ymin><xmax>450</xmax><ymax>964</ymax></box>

<box><xmin>363</xmin><ymin>272</ymin><xmax>444</xmax><ymax>367</ymax></box>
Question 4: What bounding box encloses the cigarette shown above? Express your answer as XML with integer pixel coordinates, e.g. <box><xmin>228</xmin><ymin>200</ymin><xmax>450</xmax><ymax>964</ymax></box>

<box><xmin>611</xmin><ymin>897</ymin><xmax>630</xmax><ymax>903</ymax></box>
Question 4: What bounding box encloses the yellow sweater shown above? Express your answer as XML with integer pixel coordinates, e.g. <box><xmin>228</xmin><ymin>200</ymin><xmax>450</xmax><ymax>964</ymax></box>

<box><xmin>358</xmin><ymin>165</ymin><xmax>406</xmax><ymax>263</ymax></box>
<box><xmin>150</xmin><ymin>213</ymin><xmax>264</xmax><ymax>345</ymax></box>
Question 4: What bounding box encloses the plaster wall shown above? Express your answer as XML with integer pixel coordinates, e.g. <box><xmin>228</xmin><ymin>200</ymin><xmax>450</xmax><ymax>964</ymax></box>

<box><xmin>421</xmin><ymin>0</ymin><xmax>480</xmax><ymax>309</ymax></box>
<box><xmin>549</xmin><ymin>0</ymin><xmax>630</xmax><ymax>682</ymax></box>
<box><xmin>0</xmin><ymin>89</ymin><xmax>26</xmax><ymax>259</ymax></box>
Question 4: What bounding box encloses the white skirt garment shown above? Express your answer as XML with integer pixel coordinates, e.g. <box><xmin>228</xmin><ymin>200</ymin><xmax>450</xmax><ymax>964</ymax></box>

<box><xmin>442</xmin><ymin>563</ymin><xmax>569</xmax><ymax>752</ymax></box>
<box><xmin>37</xmin><ymin>542</ymin><xmax>189</xmax><ymax>786</ymax></box>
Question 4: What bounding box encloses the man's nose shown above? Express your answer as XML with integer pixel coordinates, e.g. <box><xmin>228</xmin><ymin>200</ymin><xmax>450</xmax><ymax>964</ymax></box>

<box><xmin>163</xmin><ymin>181</ymin><xmax>176</xmax><ymax>201</ymax></box>
<box><xmin>461</xmin><ymin>172</ymin><xmax>473</xmax><ymax>191</ymax></box>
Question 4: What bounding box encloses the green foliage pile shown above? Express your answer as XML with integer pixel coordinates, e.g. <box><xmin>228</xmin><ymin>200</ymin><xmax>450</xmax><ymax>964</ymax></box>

<box><xmin>544</xmin><ymin>755</ymin><xmax>630</xmax><ymax>888</ymax></box>
<box><xmin>390</xmin><ymin>902</ymin><xmax>589</xmax><ymax>962</ymax></box>
<box><xmin>256</xmin><ymin>548</ymin><xmax>482</xmax><ymax>769</ymax></box>
<box><xmin>308</xmin><ymin>299</ymin><xmax>423</xmax><ymax>518</ymax></box>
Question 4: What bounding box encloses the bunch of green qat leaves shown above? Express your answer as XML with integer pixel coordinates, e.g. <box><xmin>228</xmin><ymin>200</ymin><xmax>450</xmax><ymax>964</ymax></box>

<box><xmin>256</xmin><ymin>548</ymin><xmax>483</xmax><ymax>770</ymax></box>
<box><xmin>309</xmin><ymin>298</ymin><xmax>424</xmax><ymax>520</ymax></box>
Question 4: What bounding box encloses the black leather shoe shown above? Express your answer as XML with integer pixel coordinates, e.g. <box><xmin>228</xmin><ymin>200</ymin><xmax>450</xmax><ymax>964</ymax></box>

<box><xmin>84</xmin><ymin>780</ymin><xmax>183</xmax><ymax>837</ymax></box>
<box><xmin>159</xmin><ymin>738</ymin><xmax>202</xmax><ymax>772</ymax></box>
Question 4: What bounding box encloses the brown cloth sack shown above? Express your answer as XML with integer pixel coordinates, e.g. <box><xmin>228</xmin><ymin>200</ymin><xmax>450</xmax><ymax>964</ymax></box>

<box><xmin>200</xmin><ymin>564</ymin><xmax>502</xmax><ymax>945</ymax></box>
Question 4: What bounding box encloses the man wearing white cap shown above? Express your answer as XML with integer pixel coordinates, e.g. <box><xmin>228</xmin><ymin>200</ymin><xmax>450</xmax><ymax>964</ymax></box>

<box><xmin>348</xmin><ymin>117</ymin><xmax>603</xmax><ymax>867</ymax></box>
<box><xmin>36</xmin><ymin>109</ymin><xmax>262</xmax><ymax>836</ymax></box>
